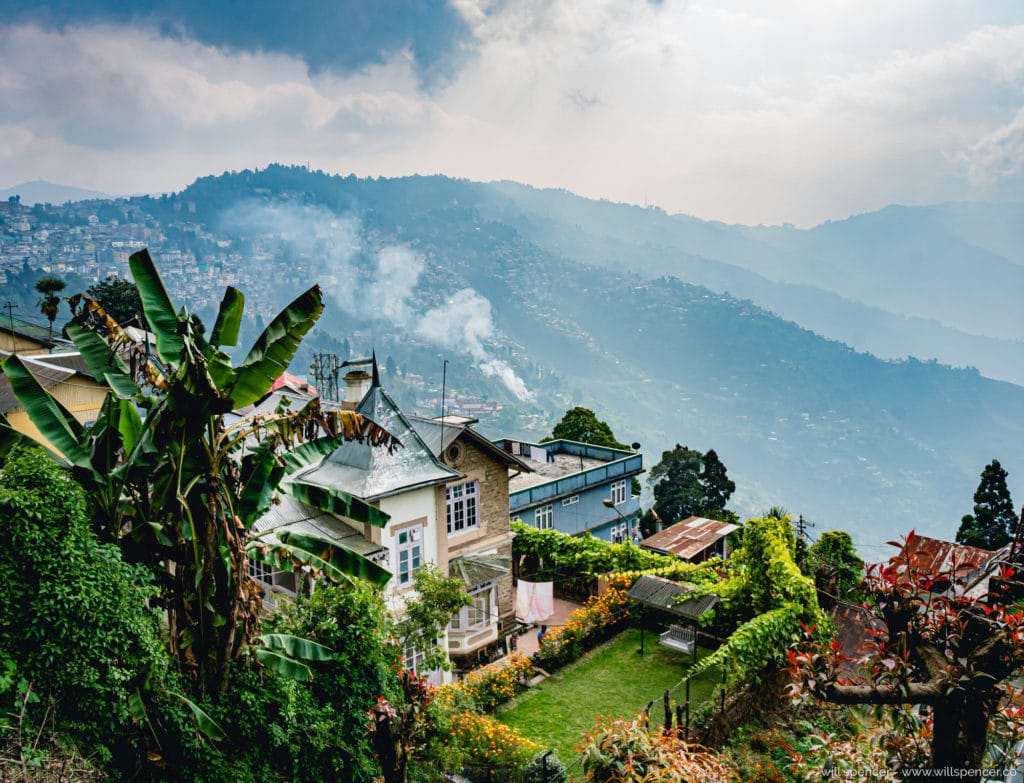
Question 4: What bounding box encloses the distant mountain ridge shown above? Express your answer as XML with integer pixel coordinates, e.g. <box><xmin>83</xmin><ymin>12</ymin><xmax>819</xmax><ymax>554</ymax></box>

<box><xmin>133</xmin><ymin>166</ymin><xmax>1024</xmax><ymax>552</ymax></box>
<box><xmin>0</xmin><ymin>180</ymin><xmax>111</xmax><ymax>205</ymax></box>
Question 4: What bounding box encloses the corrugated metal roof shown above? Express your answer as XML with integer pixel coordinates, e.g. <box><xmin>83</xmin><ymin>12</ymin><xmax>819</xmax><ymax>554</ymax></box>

<box><xmin>251</xmin><ymin>494</ymin><xmax>383</xmax><ymax>557</ymax></box>
<box><xmin>831</xmin><ymin>601</ymin><xmax>887</xmax><ymax>679</ymax></box>
<box><xmin>626</xmin><ymin>574</ymin><xmax>718</xmax><ymax>620</ymax></box>
<box><xmin>902</xmin><ymin>534</ymin><xmax>994</xmax><ymax>576</ymax></box>
<box><xmin>640</xmin><ymin>516</ymin><xmax>739</xmax><ymax>561</ymax></box>
<box><xmin>448</xmin><ymin>553</ymin><xmax>511</xmax><ymax>587</ymax></box>
<box><xmin>0</xmin><ymin>357</ymin><xmax>74</xmax><ymax>414</ymax></box>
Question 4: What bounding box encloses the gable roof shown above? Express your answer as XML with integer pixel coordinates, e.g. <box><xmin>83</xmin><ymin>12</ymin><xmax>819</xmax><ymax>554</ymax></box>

<box><xmin>407</xmin><ymin>415</ymin><xmax>532</xmax><ymax>473</ymax></box>
<box><xmin>627</xmin><ymin>574</ymin><xmax>719</xmax><ymax>620</ymax></box>
<box><xmin>640</xmin><ymin>516</ymin><xmax>739</xmax><ymax>560</ymax></box>
<box><xmin>293</xmin><ymin>382</ymin><xmax>461</xmax><ymax>501</ymax></box>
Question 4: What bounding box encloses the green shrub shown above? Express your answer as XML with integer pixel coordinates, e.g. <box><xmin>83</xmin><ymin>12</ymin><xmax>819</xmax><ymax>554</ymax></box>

<box><xmin>0</xmin><ymin>447</ymin><xmax>168</xmax><ymax>774</ymax></box>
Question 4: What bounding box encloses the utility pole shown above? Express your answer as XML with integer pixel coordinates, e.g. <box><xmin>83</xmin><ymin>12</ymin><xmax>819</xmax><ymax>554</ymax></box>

<box><xmin>795</xmin><ymin>514</ymin><xmax>814</xmax><ymax>543</ymax></box>
<box><xmin>3</xmin><ymin>301</ymin><xmax>18</xmax><ymax>355</ymax></box>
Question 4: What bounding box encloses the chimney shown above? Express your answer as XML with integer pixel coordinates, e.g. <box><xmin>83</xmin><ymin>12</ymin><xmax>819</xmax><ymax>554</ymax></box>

<box><xmin>342</xmin><ymin>369</ymin><xmax>372</xmax><ymax>407</ymax></box>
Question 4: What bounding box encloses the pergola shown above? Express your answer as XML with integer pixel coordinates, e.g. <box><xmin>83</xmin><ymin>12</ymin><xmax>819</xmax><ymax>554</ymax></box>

<box><xmin>626</xmin><ymin>574</ymin><xmax>718</xmax><ymax>664</ymax></box>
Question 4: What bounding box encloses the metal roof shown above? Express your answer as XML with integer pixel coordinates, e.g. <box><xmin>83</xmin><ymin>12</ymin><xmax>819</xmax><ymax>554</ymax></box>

<box><xmin>626</xmin><ymin>574</ymin><xmax>718</xmax><ymax>620</ymax></box>
<box><xmin>408</xmin><ymin>415</ymin><xmax>532</xmax><ymax>473</ymax></box>
<box><xmin>294</xmin><ymin>383</ymin><xmax>461</xmax><ymax>501</ymax></box>
<box><xmin>448</xmin><ymin>553</ymin><xmax>511</xmax><ymax>587</ymax></box>
<box><xmin>251</xmin><ymin>494</ymin><xmax>383</xmax><ymax>558</ymax></box>
<box><xmin>0</xmin><ymin>356</ymin><xmax>74</xmax><ymax>414</ymax></box>
<box><xmin>640</xmin><ymin>516</ymin><xmax>739</xmax><ymax>561</ymax></box>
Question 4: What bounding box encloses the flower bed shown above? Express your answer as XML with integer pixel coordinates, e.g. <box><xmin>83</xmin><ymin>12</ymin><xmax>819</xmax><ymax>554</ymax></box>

<box><xmin>438</xmin><ymin>652</ymin><xmax>536</xmax><ymax>713</ymax></box>
<box><xmin>534</xmin><ymin>576</ymin><xmax>631</xmax><ymax>671</ymax></box>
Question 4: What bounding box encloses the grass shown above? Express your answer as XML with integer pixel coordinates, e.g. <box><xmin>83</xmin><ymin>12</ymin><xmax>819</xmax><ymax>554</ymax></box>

<box><xmin>497</xmin><ymin>628</ymin><xmax>722</xmax><ymax>768</ymax></box>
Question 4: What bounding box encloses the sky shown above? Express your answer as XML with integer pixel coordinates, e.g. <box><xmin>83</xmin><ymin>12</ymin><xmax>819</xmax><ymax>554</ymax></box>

<box><xmin>2</xmin><ymin>0</ymin><xmax>1024</xmax><ymax>226</ymax></box>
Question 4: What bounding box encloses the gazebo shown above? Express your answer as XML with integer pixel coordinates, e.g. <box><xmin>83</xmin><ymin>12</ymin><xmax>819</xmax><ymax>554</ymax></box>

<box><xmin>626</xmin><ymin>574</ymin><xmax>718</xmax><ymax>664</ymax></box>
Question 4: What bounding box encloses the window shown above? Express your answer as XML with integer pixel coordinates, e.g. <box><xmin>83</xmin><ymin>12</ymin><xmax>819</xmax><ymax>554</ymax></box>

<box><xmin>534</xmin><ymin>504</ymin><xmax>553</xmax><ymax>530</ymax></box>
<box><xmin>450</xmin><ymin>583</ymin><xmax>493</xmax><ymax>632</ymax></box>
<box><xmin>447</xmin><ymin>480</ymin><xmax>480</xmax><ymax>536</ymax></box>
<box><xmin>248</xmin><ymin>558</ymin><xmax>274</xmax><ymax>585</ymax></box>
<box><xmin>610</xmin><ymin>479</ymin><xmax>627</xmax><ymax>505</ymax></box>
<box><xmin>403</xmin><ymin>640</ymin><xmax>426</xmax><ymax>673</ymax></box>
<box><xmin>612</xmin><ymin>523</ymin><xmax>628</xmax><ymax>544</ymax></box>
<box><xmin>396</xmin><ymin>525</ymin><xmax>423</xmax><ymax>586</ymax></box>
<box><xmin>561</xmin><ymin>495</ymin><xmax>579</xmax><ymax>506</ymax></box>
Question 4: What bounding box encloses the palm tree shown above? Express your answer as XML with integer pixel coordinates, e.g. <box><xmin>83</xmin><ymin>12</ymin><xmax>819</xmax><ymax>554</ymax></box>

<box><xmin>34</xmin><ymin>276</ymin><xmax>66</xmax><ymax>346</ymax></box>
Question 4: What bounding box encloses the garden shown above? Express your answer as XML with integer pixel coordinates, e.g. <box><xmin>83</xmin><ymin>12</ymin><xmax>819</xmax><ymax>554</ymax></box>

<box><xmin>498</xmin><ymin>627</ymin><xmax>722</xmax><ymax>767</ymax></box>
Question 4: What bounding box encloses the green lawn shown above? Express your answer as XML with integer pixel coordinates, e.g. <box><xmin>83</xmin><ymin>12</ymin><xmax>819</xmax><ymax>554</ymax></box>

<box><xmin>497</xmin><ymin>628</ymin><xmax>721</xmax><ymax>767</ymax></box>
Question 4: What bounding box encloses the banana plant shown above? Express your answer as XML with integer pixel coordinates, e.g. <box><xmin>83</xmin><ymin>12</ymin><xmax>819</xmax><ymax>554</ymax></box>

<box><xmin>1</xmin><ymin>249</ymin><xmax>399</xmax><ymax>697</ymax></box>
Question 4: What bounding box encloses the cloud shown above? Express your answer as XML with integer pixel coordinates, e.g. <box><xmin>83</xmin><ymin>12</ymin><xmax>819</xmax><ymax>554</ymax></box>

<box><xmin>3</xmin><ymin>4</ymin><xmax>1024</xmax><ymax>224</ymax></box>
<box><xmin>0</xmin><ymin>0</ymin><xmax>472</xmax><ymax>84</ymax></box>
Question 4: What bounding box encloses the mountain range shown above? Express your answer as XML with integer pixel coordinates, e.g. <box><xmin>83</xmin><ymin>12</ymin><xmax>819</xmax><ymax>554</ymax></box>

<box><xmin>19</xmin><ymin>167</ymin><xmax>1024</xmax><ymax>555</ymax></box>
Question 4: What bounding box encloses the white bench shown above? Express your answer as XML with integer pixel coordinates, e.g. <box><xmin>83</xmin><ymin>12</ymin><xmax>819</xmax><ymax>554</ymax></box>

<box><xmin>659</xmin><ymin>624</ymin><xmax>695</xmax><ymax>654</ymax></box>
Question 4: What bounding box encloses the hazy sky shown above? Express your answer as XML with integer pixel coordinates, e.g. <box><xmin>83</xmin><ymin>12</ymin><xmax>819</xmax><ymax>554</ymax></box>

<box><xmin>2</xmin><ymin>0</ymin><xmax>1023</xmax><ymax>225</ymax></box>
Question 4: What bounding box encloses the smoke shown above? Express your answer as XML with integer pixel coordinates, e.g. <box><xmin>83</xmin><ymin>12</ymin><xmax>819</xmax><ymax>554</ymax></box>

<box><xmin>220</xmin><ymin>202</ymin><xmax>534</xmax><ymax>401</ymax></box>
<box><xmin>416</xmin><ymin>289</ymin><xmax>535</xmax><ymax>402</ymax></box>
<box><xmin>366</xmin><ymin>245</ymin><xmax>424</xmax><ymax>327</ymax></box>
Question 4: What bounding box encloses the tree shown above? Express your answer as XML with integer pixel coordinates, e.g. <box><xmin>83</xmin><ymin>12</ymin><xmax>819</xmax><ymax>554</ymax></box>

<box><xmin>544</xmin><ymin>406</ymin><xmax>628</xmax><ymax>450</ymax></box>
<box><xmin>649</xmin><ymin>444</ymin><xmax>705</xmax><ymax>524</ymax></box>
<box><xmin>86</xmin><ymin>275</ymin><xmax>145</xmax><ymax>327</ymax></box>
<box><xmin>808</xmin><ymin>530</ymin><xmax>864</xmax><ymax>600</ymax></box>
<box><xmin>699</xmin><ymin>449</ymin><xmax>734</xmax><ymax>514</ymax></box>
<box><xmin>789</xmin><ymin>531</ymin><xmax>1024</xmax><ymax>779</ymax></box>
<box><xmin>391</xmin><ymin>565</ymin><xmax>471</xmax><ymax>675</ymax></box>
<box><xmin>1</xmin><ymin>249</ymin><xmax>398</xmax><ymax>698</ymax></box>
<box><xmin>956</xmin><ymin>459</ymin><xmax>1016</xmax><ymax>550</ymax></box>
<box><xmin>33</xmin><ymin>276</ymin><xmax>65</xmax><ymax>344</ymax></box>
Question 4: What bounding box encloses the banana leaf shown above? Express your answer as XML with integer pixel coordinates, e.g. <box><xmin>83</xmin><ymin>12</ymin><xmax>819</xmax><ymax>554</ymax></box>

<box><xmin>254</xmin><ymin>647</ymin><xmax>313</xmax><ymax>682</ymax></box>
<box><xmin>282</xmin><ymin>480</ymin><xmax>390</xmax><ymax>528</ymax></box>
<box><xmin>65</xmin><ymin>322</ymin><xmax>138</xmax><ymax>397</ymax></box>
<box><xmin>210</xmin><ymin>286</ymin><xmax>244</xmax><ymax>348</ymax></box>
<box><xmin>228</xmin><ymin>286</ymin><xmax>324</xmax><ymax>409</ymax></box>
<box><xmin>129</xmin><ymin>249</ymin><xmax>184</xmax><ymax>365</ymax></box>
<box><xmin>1</xmin><ymin>355</ymin><xmax>91</xmax><ymax>469</ymax></box>
<box><xmin>259</xmin><ymin>633</ymin><xmax>332</xmax><ymax>661</ymax></box>
<box><xmin>252</xmin><ymin>530</ymin><xmax>391</xmax><ymax>585</ymax></box>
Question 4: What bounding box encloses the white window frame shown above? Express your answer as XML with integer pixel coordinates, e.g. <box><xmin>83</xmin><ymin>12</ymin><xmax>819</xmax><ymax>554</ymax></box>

<box><xmin>248</xmin><ymin>558</ymin><xmax>274</xmax><ymax>586</ymax></box>
<box><xmin>447</xmin><ymin>480</ymin><xmax>480</xmax><ymax>536</ymax></box>
<box><xmin>534</xmin><ymin>504</ymin><xmax>553</xmax><ymax>530</ymax></box>
<box><xmin>610</xmin><ymin>479</ymin><xmax>627</xmax><ymax>505</ymax></box>
<box><xmin>450</xmin><ymin>582</ymin><xmax>494</xmax><ymax>632</ymax></box>
<box><xmin>396</xmin><ymin>525</ymin><xmax>423</xmax><ymax>586</ymax></box>
<box><xmin>561</xmin><ymin>495</ymin><xmax>579</xmax><ymax>506</ymax></box>
<box><xmin>611</xmin><ymin>522</ymin><xmax>628</xmax><ymax>544</ymax></box>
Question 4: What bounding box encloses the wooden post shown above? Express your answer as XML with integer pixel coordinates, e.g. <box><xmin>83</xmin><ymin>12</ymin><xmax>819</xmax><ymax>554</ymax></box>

<box><xmin>675</xmin><ymin>705</ymin><xmax>684</xmax><ymax>738</ymax></box>
<box><xmin>720</xmin><ymin>663</ymin><xmax>727</xmax><ymax>713</ymax></box>
<box><xmin>663</xmin><ymin>690</ymin><xmax>672</xmax><ymax>733</ymax></box>
<box><xmin>685</xmin><ymin>676</ymin><xmax>691</xmax><ymax>733</ymax></box>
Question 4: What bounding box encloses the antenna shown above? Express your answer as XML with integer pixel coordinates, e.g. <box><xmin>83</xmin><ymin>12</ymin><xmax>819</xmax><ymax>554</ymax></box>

<box><xmin>309</xmin><ymin>353</ymin><xmax>342</xmax><ymax>402</ymax></box>
<box><xmin>3</xmin><ymin>301</ymin><xmax>18</xmax><ymax>355</ymax></box>
<box><xmin>440</xmin><ymin>359</ymin><xmax>448</xmax><ymax>460</ymax></box>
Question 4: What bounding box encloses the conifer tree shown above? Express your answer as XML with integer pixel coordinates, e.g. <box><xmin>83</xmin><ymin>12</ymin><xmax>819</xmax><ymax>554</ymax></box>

<box><xmin>956</xmin><ymin>459</ymin><xmax>1016</xmax><ymax>550</ymax></box>
<box><xmin>699</xmin><ymin>448</ymin><xmax>735</xmax><ymax>514</ymax></box>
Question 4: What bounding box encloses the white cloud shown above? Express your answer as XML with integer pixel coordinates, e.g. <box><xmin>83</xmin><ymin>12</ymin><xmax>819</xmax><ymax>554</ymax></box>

<box><xmin>2</xmin><ymin>4</ymin><xmax>1024</xmax><ymax>224</ymax></box>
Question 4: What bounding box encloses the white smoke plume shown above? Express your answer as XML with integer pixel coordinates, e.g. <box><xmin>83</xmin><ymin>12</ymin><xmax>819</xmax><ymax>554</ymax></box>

<box><xmin>416</xmin><ymin>289</ymin><xmax>535</xmax><ymax>402</ymax></box>
<box><xmin>365</xmin><ymin>245</ymin><xmax>424</xmax><ymax>327</ymax></box>
<box><xmin>220</xmin><ymin>202</ymin><xmax>534</xmax><ymax>401</ymax></box>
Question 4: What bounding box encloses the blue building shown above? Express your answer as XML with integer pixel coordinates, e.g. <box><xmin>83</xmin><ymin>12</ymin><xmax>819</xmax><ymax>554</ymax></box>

<box><xmin>501</xmin><ymin>439</ymin><xmax>644</xmax><ymax>542</ymax></box>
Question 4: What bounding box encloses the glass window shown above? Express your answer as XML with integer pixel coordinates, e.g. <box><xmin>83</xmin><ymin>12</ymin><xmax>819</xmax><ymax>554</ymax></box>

<box><xmin>610</xmin><ymin>479</ymin><xmax>627</xmax><ymax>505</ymax></box>
<box><xmin>447</xmin><ymin>480</ymin><xmax>480</xmax><ymax>535</ymax></box>
<box><xmin>397</xmin><ymin>525</ymin><xmax>422</xmax><ymax>586</ymax></box>
<box><xmin>534</xmin><ymin>504</ymin><xmax>553</xmax><ymax>530</ymax></box>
